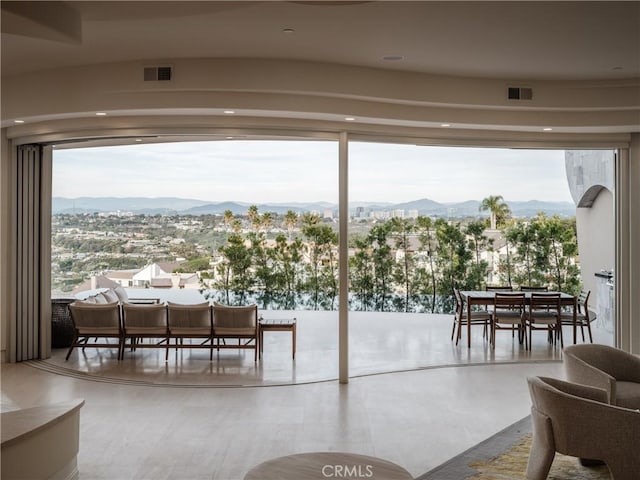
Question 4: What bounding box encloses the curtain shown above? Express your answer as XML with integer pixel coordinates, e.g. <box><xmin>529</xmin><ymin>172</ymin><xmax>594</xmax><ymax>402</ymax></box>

<box><xmin>10</xmin><ymin>144</ymin><xmax>51</xmax><ymax>361</ymax></box>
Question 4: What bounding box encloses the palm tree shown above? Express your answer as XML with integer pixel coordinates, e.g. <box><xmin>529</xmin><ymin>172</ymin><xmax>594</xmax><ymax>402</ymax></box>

<box><xmin>247</xmin><ymin>205</ymin><xmax>260</xmax><ymax>231</ymax></box>
<box><xmin>283</xmin><ymin>210</ymin><xmax>298</xmax><ymax>240</ymax></box>
<box><xmin>223</xmin><ymin>210</ymin><xmax>234</xmax><ymax>231</ymax></box>
<box><xmin>479</xmin><ymin>195</ymin><xmax>511</xmax><ymax>230</ymax></box>
<box><xmin>260</xmin><ymin>212</ymin><xmax>274</xmax><ymax>232</ymax></box>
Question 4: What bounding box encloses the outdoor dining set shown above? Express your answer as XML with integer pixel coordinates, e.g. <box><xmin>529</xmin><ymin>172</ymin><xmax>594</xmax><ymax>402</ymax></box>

<box><xmin>453</xmin><ymin>287</ymin><xmax>595</xmax><ymax>349</ymax></box>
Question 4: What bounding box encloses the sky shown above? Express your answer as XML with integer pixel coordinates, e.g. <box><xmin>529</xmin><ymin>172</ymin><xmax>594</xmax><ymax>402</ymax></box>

<box><xmin>52</xmin><ymin>140</ymin><xmax>575</xmax><ymax>204</ymax></box>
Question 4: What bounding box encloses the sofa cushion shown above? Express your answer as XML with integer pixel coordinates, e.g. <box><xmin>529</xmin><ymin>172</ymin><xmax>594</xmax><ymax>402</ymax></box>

<box><xmin>615</xmin><ymin>381</ymin><xmax>640</xmax><ymax>410</ymax></box>
<box><xmin>93</xmin><ymin>293</ymin><xmax>108</xmax><ymax>304</ymax></box>
<box><xmin>113</xmin><ymin>285</ymin><xmax>129</xmax><ymax>302</ymax></box>
<box><xmin>102</xmin><ymin>289</ymin><xmax>119</xmax><ymax>303</ymax></box>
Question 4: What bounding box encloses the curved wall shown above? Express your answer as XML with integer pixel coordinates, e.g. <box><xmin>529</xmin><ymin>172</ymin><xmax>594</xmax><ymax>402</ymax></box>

<box><xmin>576</xmin><ymin>188</ymin><xmax>615</xmax><ymax>305</ymax></box>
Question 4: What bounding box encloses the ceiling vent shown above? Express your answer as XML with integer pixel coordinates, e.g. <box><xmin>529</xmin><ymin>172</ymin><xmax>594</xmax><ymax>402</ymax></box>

<box><xmin>508</xmin><ymin>87</ymin><xmax>533</xmax><ymax>100</ymax></box>
<box><xmin>144</xmin><ymin>66</ymin><xmax>172</xmax><ymax>82</ymax></box>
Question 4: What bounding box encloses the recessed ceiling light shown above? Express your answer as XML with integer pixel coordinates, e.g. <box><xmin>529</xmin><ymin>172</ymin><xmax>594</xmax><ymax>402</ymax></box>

<box><xmin>441</xmin><ymin>123</ymin><xmax>451</xmax><ymax>127</ymax></box>
<box><xmin>14</xmin><ymin>119</ymin><xmax>25</xmax><ymax>124</ymax></box>
<box><xmin>382</xmin><ymin>55</ymin><xmax>404</xmax><ymax>61</ymax></box>
<box><xmin>282</xmin><ymin>28</ymin><xmax>295</xmax><ymax>34</ymax></box>
<box><xmin>223</xmin><ymin>110</ymin><xmax>235</xmax><ymax>114</ymax></box>
<box><xmin>135</xmin><ymin>139</ymin><xmax>142</xmax><ymax>142</ymax></box>
<box><xmin>345</xmin><ymin>117</ymin><xmax>356</xmax><ymax>121</ymax></box>
<box><xmin>96</xmin><ymin>112</ymin><xmax>107</xmax><ymax>116</ymax></box>
<box><xmin>543</xmin><ymin>127</ymin><xmax>553</xmax><ymax>131</ymax></box>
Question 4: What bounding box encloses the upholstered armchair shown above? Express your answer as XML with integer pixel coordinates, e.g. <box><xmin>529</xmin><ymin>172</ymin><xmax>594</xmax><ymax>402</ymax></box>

<box><xmin>527</xmin><ymin>376</ymin><xmax>640</xmax><ymax>480</ymax></box>
<box><xmin>563</xmin><ymin>344</ymin><xmax>640</xmax><ymax>409</ymax></box>
<box><xmin>66</xmin><ymin>301</ymin><xmax>122</xmax><ymax>360</ymax></box>
<box><xmin>166</xmin><ymin>302</ymin><xmax>213</xmax><ymax>361</ymax></box>
<box><xmin>212</xmin><ymin>303</ymin><xmax>259</xmax><ymax>361</ymax></box>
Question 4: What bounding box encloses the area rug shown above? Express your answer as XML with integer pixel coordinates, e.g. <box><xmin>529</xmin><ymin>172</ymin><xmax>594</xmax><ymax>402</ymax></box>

<box><xmin>416</xmin><ymin>416</ymin><xmax>611</xmax><ymax>480</ymax></box>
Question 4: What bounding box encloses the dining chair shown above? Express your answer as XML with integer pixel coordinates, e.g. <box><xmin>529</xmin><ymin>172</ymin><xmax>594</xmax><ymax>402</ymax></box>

<box><xmin>121</xmin><ymin>303</ymin><xmax>168</xmax><ymax>359</ymax></box>
<box><xmin>559</xmin><ymin>290</ymin><xmax>595</xmax><ymax>343</ymax></box>
<box><xmin>66</xmin><ymin>301</ymin><xmax>123</xmax><ymax>360</ymax></box>
<box><xmin>520</xmin><ymin>285</ymin><xmax>549</xmax><ymax>292</ymax></box>
<box><xmin>212</xmin><ymin>303</ymin><xmax>259</xmax><ymax>361</ymax></box>
<box><xmin>452</xmin><ymin>289</ymin><xmax>491</xmax><ymax>348</ymax></box>
<box><xmin>526</xmin><ymin>292</ymin><xmax>562</xmax><ymax>350</ymax></box>
<box><xmin>166</xmin><ymin>302</ymin><xmax>214</xmax><ymax>361</ymax></box>
<box><xmin>491</xmin><ymin>292</ymin><xmax>527</xmax><ymax>349</ymax></box>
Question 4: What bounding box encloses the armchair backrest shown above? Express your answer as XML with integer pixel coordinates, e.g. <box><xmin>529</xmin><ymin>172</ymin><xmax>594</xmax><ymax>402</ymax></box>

<box><xmin>564</xmin><ymin>343</ymin><xmax>640</xmax><ymax>385</ymax></box>
<box><xmin>69</xmin><ymin>301</ymin><xmax>121</xmax><ymax>330</ymax></box>
<box><xmin>527</xmin><ymin>376</ymin><xmax>639</xmax><ymax>460</ymax></box>
<box><xmin>212</xmin><ymin>303</ymin><xmax>257</xmax><ymax>330</ymax></box>
<box><xmin>122</xmin><ymin>303</ymin><xmax>167</xmax><ymax>329</ymax></box>
<box><xmin>167</xmin><ymin>302</ymin><xmax>211</xmax><ymax>329</ymax></box>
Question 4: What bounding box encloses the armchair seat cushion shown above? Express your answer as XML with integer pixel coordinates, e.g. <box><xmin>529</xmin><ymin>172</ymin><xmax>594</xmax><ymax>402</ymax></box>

<box><xmin>616</xmin><ymin>381</ymin><xmax>640</xmax><ymax>410</ymax></box>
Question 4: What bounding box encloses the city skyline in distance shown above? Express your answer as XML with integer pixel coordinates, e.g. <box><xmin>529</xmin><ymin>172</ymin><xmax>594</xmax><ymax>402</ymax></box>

<box><xmin>52</xmin><ymin>140</ymin><xmax>575</xmax><ymax>204</ymax></box>
<box><xmin>52</xmin><ymin>196</ymin><xmax>576</xmax><ymax>218</ymax></box>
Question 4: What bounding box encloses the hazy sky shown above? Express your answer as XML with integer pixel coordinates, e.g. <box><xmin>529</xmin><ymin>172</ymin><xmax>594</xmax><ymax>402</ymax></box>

<box><xmin>52</xmin><ymin>140</ymin><xmax>574</xmax><ymax>204</ymax></box>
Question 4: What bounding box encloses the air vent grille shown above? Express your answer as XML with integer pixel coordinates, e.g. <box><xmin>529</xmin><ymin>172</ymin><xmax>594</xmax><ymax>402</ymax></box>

<box><xmin>144</xmin><ymin>66</ymin><xmax>172</xmax><ymax>82</ymax></box>
<box><xmin>508</xmin><ymin>87</ymin><xmax>533</xmax><ymax>100</ymax></box>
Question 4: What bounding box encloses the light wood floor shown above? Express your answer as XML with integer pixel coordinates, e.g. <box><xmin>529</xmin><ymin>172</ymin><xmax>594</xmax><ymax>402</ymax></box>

<box><xmin>1</xmin><ymin>311</ymin><xmax>613</xmax><ymax>479</ymax></box>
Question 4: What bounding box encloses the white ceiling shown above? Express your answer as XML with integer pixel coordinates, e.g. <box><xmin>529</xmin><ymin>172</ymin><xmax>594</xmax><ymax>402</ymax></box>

<box><xmin>2</xmin><ymin>1</ymin><xmax>639</xmax><ymax>81</ymax></box>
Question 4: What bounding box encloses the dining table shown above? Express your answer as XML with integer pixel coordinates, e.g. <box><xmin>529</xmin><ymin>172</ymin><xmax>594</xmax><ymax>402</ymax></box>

<box><xmin>459</xmin><ymin>290</ymin><xmax>577</xmax><ymax>349</ymax></box>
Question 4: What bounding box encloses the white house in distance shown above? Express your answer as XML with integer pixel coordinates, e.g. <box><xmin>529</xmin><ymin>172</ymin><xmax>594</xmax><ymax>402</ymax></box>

<box><xmin>103</xmin><ymin>262</ymin><xmax>199</xmax><ymax>290</ymax></box>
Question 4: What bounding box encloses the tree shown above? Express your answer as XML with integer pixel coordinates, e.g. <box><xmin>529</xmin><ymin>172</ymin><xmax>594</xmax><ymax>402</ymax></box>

<box><xmin>465</xmin><ymin>220</ymin><xmax>492</xmax><ymax>289</ymax></box>
<box><xmin>434</xmin><ymin>219</ymin><xmax>472</xmax><ymax>303</ymax></box>
<box><xmin>535</xmin><ymin>214</ymin><xmax>580</xmax><ymax>294</ymax></box>
<box><xmin>301</xmin><ymin>213</ymin><xmax>338</xmax><ymax>309</ymax></box>
<box><xmin>389</xmin><ymin>217</ymin><xmax>415</xmax><ymax>312</ymax></box>
<box><xmin>223</xmin><ymin>210</ymin><xmax>234</xmax><ymax>230</ymax></box>
<box><xmin>349</xmin><ymin>234</ymin><xmax>375</xmax><ymax>311</ymax></box>
<box><xmin>217</xmin><ymin>234</ymin><xmax>252</xmax><ymax>304</ymax></box>
<box><xmin>283</xmin><ymin>210</ymin><xmax>298</xmax><ymax>240</ymax></box>
<box><xmin>367</xmin><ymin>222</ymin><xmax>394</xmax><ymax>311</ymax></box>
<box><xmin>247</xmin><ymin>205</ymin><xmax>260</xmax><ymax>231</ymax></box>
<box><xmin>479</xmin><ymin>195</ymin><xmax>511</xmax><ymax>230</ymax></box>
<box><xmin>415</xmin><ymin>216</ymin><xmax>437</xmax><ymax>313</ymax></box>
<box><xmin>260</xmin><ymin>212</ymin><xmax>274</xmax><ymax>232</ymax></box>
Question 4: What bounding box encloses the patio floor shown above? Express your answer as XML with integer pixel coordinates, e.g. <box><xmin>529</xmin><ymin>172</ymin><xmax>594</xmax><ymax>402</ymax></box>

<box><xmin>2</xmin><ymin>310</ymin><xmax>615</xmax><ymax>479</ymax></box>
<box><xmin>40</xmin><ymin>310</ymin><xmax>614</xmax><ymax>387</ymax></box>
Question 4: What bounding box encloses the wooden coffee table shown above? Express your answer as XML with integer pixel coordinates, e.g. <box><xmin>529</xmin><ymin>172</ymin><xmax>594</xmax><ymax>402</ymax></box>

<box><xmin>259</xmin><ymin>317</ymin><xmax>297</xmax><ymax>359</ymax></box>
<box><xmin>244</xmin><ymin>452</ymin><xmax>412</xmax><ymax>480</ymax></box>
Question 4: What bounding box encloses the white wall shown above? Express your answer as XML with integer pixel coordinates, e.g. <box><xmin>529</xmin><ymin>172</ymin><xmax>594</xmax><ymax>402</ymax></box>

<box><xmin>575</xmin><ymin>189</ymin><xmax>614</xmax><ymax>308</ymax></box>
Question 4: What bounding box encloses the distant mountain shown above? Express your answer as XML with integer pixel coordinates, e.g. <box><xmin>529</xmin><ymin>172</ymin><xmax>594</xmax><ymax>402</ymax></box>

<box><xmin>392</xmin><ymin>198</ymin><xmax>446</xmax><ymax>213</ymax></box>
<box><xmin>52</xmin><ymin>197</ymin><xmax>576</xmax><ymax>218</ymax></box>
<box><xmin>52</xmin><ymin>197</ymin><xmax>210</xmax><ymax>214</ymax></box>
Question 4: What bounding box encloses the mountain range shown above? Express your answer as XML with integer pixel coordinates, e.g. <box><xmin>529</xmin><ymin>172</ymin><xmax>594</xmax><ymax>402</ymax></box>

<box><xmin>52</xmin><ymin>197</ymin><xmax>576</xmax><ymax>218</ymax></box>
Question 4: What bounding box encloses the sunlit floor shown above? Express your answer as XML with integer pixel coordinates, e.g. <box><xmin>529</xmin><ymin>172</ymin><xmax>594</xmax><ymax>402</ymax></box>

<box><xmin>1</xmin><ymin>312</ymin><xmax>614</xmax><ymax>480</ymax></box>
